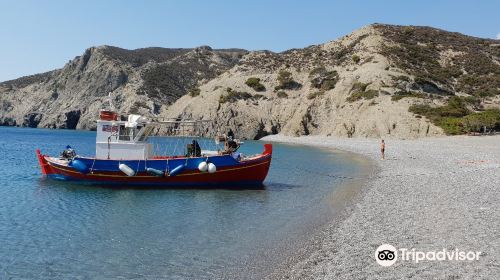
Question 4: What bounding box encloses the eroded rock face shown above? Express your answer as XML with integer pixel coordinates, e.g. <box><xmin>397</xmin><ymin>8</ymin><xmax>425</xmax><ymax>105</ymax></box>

<box><xmin>45</xmin><ymin>110</ymin><xmax>81</xmax><ymax>129</ymax></box>
<box><xmin>0</xmin><ymin>117</ymin><xmax>16</xmax><ymax>126</ymax></box>
<box><xmin>64</xmin><ymin>110</ymin><xmax>81</xmax><ymax>129</ymax></box>
<box><xmin>22</xmin><ymin>113</ymin><xmax>42</xmax><ymax>128</ymax></box>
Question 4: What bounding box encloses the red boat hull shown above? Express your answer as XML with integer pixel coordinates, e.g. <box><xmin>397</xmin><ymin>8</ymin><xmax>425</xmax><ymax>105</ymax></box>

<box><xmin>36</xmin><ymin>144</ymin><xmax>272</xmax><ymax>188</ymax></box>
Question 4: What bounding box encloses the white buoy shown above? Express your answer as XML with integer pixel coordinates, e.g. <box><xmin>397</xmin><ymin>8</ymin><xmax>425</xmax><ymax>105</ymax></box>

<box><xmin>198</xmin><ymin>161</ymin><xmax>208</xmax><ymax>172</ymax></box>
<box><xmin>119</xmin><ymin>163</ymin><xmax>136</xmax><ymax>176</ymax></box>
<box><xmin>207</xmin><ymin>163</ymin><xmax>216</xmax><ymax>173</ymax></box>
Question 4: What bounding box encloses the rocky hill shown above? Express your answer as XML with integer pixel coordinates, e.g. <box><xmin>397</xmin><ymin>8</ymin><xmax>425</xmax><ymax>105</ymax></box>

<box><xmin>1</xmin><ymin>24</ymin><xmax>499</xmax><ymax>138</ymax></box>
<box><xmin>0</xmin><ymin>46</ymin><xmax>247</xmax><ymax>129</ymax></box>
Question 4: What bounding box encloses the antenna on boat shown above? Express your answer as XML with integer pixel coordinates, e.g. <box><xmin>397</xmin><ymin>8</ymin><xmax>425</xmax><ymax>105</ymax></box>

<box><xmin>108</xmin><ymin>92</ymin><xmax>116</xmax><ymax>112</ymax></box>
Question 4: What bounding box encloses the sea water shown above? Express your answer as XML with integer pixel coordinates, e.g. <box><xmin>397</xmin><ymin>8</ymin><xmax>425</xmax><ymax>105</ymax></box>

<box><xmin>0</xmin><ymin>127</ymin><xmax>367</xmax><ymax>279</ymax></box>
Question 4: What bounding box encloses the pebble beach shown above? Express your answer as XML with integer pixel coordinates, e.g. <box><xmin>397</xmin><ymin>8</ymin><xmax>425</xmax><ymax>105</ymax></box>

<box><xmin>262</xmin><ymin>135</ymin><xmax>500</xmax><ymax>279</ymax></box>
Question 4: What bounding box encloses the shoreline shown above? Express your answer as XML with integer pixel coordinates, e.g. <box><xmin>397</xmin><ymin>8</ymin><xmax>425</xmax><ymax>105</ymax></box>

<box><xmin>261</xmin><ymin>135</ymin><xmax>500</xmax><ymax>279</ymax></box>
<box><xmin>225</xmin><ymin>145</ymin><xmax>376</xmax><ymax>280</ymax></box>
<box><xmin>259</xmin><ymin>146</ymin><xmax>377</xmax><ymax>280</ymax></box>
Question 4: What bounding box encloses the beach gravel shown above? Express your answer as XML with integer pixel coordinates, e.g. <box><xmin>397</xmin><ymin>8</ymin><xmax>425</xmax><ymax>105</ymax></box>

<box><xmin>262</xmin><ymin>135</ymin><xmax>500</xmax><ymax>279</ymax></box>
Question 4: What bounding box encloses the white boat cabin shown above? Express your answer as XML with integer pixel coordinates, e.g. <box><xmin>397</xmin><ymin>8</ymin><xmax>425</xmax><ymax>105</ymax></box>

<box><xmin>96</xmin><ymin>112</ymin><xmax>155</xmax><ymax>160</ymax></box>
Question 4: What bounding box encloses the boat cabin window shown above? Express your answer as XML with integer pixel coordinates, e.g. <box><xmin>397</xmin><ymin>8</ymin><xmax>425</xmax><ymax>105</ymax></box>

<box><xmin>118</xmin><ymin>125</ymin><xmax>132</xmax><ymax>141</ymax></box>
<box><xmin>118</xmin><ymin>125</ymin><xmax>143</xmax><ymax>141</ymax></box>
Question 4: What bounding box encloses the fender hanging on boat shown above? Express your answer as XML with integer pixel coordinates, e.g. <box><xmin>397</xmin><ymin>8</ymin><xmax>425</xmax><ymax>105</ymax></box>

<box><xmin>207</xmin><ymin>163</ymin><xmax>216</xmax><ymax>173</ymax></box>
<box><xmin>146</xmin><ymin>167</ymin><xmax>164</xmax><ymax>177</ymax></box>
<box><xmin>169</xmin><ymin>164</ymin><xmax>185</xmax><ymax>177</ymax></box>
<box><xmin>119</xmin><ymin>163</ymin><xmax>136</xmax><ymax>176</ymax></box>
<box><xmin>198</xmin><ymin>161</ymin><xmax>208</xmax><ymax>172</ymax></box>
<box><xmin>70</xmin><ymin>159</ymin><xmax>90</xmax><ymax>174</ymax></box>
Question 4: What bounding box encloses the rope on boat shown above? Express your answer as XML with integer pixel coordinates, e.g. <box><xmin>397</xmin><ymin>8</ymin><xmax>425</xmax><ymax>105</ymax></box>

<box><xmin>90</xmin><ymin>158</ymin><xmax>97</xmax><ymax>174</ymax></box>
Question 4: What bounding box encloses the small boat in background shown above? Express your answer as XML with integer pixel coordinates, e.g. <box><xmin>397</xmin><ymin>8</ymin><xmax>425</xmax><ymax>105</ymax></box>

<box><xmin>36</xmin><ymin>98</ymin><xmax>272</xmax><ymax>188</ymax></box>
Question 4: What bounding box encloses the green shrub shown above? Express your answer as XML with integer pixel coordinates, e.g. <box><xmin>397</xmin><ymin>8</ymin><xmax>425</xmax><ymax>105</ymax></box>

<box><xmin>402</xmin><ymin>26</ymin><xmax>415</xmax><ymax>35</ymax></box>
<box><xmin>346</xmin><ymin>82</ymin><xmax>376</xmax><ymax>102</ymax></box>
<box><xmin>245</xmin><ymin>77</ymin><xmax>266</xmax><ymax>92</ymax></box>
<box><xmin>352</xmin><ymin>55</ymin><xmax>360</xmax><ymax>63</ymax></box>
<box><xmin>351</xmin><ymin>82</ymin><xmax>369</xmax><ymax>92</ymax></box>
<box><xmin>408</xmin><ymin>104</ymin><xmax>437</xmax><ymax>118</ymax></box>
<box><xmin>457</xmin><ymin>96</ymin><xmax>482</xmax><ymax>110</ymax></box>
<box><xmin>462</xmin><ymin>109</ymin><xmax>500</xmax><ymax>133</ymax></box>
<box><xmin>219</xmin><ymin>94</ymin><xmax>226</xmax><ymax>104</ymax></box>
<box><xmin>407</xmin><ymin>96</ymin><xmax>489</xmax><ymax>134</ymax></box>
<box><xmin>219</xmin><ymin>88</ymin><xmax>254</xmax><ymax>104</ymax></box>
<box><xmin>391</xmin><ymin>91</ymin><xmax>426</xmax><ymax>101</ymax></box>
<box><xmin>188</xmin><ymin>87</ymin><xmax>201</xmax><ymax>97</ymax></box>
<box><xmin>409</xmin><ymin>97</ymin><xmax>469</xmax><ymax>120</ymax></box>
<box><xmin>275</xmin><ymin>70</ymin><xmax>301</xmax><ymax>90</ymax></box>
<box><xmin>461</xmin><ymin>114</ymin><xmax>483</xmax><ymax>133</ymax></box>
<box><xmin>438</xmin><ymin>117</ymin><xmax>465</xmax><ymax>135</ymax></box>
<box><xmin>309</xmin><ymin>67</ymin><xmax>326</xmax><ymax>77</ymax></box>
<box><xmin>277</xmin><ymin>91</ymin><xmax>288</xmax><ymax>98</ymax></box>
<box><xmin>307</xmin><ymin>91</ymin><xmax>324</xmax><ymax>100</ymax></box>
<box><xmin>278</xmin><ymin>70</ymin><xmax>292</xmax><ymax>84</ymax></box>
<box><xmin>309</xmin><ymin>67</ymin><xmax>339</xmax><ymax>91</ymax></box>
<box><xmin>442</xmin><ymin>96</ymin><xmax>470</xmax><ymax>117</ymax></box>
<box><xmin>346</xmin><ymin>89</ymin><xmax>379</xmax><ymax>102</ymax></box>
<box><xmin>461</xmin><ymin>96</ymin><xmax>480</xmax><ymax>105</ymax></box>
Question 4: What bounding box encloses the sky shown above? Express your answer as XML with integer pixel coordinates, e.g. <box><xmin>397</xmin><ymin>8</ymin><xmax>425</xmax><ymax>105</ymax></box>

<box><xmin>0</xmin><ymin>0</ymin><xmax>499</xmax><ymax>82</ymax></box>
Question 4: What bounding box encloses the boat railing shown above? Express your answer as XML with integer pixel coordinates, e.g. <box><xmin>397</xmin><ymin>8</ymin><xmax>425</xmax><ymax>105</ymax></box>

<box><xmin>150</xmin><ymin>118</ymin><xmax>213</xmax><ymax>125</ymax></box>
<box><xmin>146</xmin><ymin>119</ymin><xmax>216</xmax><ymax>139</ymax></box>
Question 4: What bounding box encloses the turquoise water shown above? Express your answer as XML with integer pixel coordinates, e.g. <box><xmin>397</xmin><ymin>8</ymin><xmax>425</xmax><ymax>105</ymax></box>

<box><xmin>0</xmin><ymin>127</ymin><xmax>365</xmax><ymax>279</ymax></box>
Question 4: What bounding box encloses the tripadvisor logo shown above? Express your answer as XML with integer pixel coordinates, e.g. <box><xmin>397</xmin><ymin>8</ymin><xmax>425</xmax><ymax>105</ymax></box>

<box><xmin>375</xmin><ymin>244</ymin><xmax>397</xmax><ymax>266</ymax></box>
<box><xmin>375</xmin><ymin>244</ymin><xmax>481</xmax><ymax>267</ymax></box>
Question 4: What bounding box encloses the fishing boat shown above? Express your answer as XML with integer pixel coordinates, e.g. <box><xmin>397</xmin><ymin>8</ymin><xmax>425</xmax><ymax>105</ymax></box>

<box><xmin>36</xmin><ymin>103</ymin><xmax>272</xmax><ymax>188</ymax></box>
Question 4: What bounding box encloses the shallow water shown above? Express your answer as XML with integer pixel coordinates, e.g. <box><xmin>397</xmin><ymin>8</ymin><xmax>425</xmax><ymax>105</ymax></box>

<box><xmin>0</xmin><ymin>127</ymin><xmax>366</xmax><ymax>279</ymax></box>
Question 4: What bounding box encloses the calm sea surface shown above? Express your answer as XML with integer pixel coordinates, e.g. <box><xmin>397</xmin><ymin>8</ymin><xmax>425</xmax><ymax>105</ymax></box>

<box><xmin>0</xmin><ymin>127</ymin><xmax>366</xmax><ymax>279</ymax></box>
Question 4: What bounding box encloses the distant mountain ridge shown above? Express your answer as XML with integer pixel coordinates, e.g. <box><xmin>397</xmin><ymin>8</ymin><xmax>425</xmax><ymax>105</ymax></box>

<box><xmin>1</xmin><ymin>24</ymin><xmax>499</xmax><ymax>138</ymax></box>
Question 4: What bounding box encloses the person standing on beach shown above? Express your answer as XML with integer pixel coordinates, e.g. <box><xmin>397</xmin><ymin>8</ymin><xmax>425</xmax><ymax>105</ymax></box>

<box><xmin>380</xmin><ymin>139</ymin><xmax>385</xmax><ymax>160</ymax></box>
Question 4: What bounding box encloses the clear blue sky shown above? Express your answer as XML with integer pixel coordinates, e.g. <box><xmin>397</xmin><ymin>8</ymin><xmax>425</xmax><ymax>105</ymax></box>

<box><xmin>0</xmin><ymin>0</ymin><xmax>499</xmax><ymax>82</ymax></box>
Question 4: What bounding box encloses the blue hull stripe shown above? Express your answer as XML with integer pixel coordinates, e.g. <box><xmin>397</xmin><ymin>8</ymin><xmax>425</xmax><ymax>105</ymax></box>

<box><xmin>75</xmin><ymin>155</ymin><xmax>241</xmax><ymax>173</ymax></box>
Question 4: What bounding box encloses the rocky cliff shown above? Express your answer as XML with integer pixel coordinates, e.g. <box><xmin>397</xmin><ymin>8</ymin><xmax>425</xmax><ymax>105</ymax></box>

<box><xmin>0</xmin><ymin>46</ymin><xmax>246</xmax><ymax>129</ymax></box>
<box><xmin>1</xmin><ymin>24</ymin><xmax>499</xmax><ymax>138</ymax></box>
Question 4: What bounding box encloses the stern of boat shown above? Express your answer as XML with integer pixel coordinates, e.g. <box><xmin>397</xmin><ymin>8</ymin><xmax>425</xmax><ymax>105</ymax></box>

<box><xmin>258</xmin><ymin>143</ymin><xmax>273</xmax><ymax>183</ymax></box>
<box><xmin>263</xmin><ymin>143</ymin><xmax>272</xmax><ymax>156</ymax></box>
